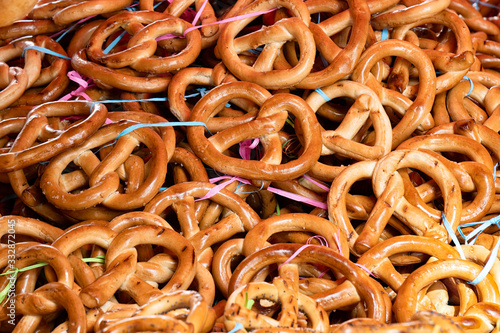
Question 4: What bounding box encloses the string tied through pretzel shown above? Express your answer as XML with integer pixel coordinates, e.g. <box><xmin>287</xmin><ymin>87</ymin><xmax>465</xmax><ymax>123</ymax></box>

<box><xmin>59</xmin><ymin>70</ymin><xmax>94</xmax><ymax>101</ymax></box>
<box><xmin>21</xmin><ymin>45</ymin><xmax>71</xmax><ymax>60</ymax></box>
<box><xmin>444</xmin><ymin>213</ymin><xmax>500</xmax><ymax>285</ymax></box>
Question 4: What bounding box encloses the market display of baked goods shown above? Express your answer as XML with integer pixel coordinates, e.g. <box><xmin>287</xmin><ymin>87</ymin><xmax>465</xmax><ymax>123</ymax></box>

<box><xmin>3</xmin><ymin>0</ymin><xmax>500</xmax><ymax>332</ymax></box>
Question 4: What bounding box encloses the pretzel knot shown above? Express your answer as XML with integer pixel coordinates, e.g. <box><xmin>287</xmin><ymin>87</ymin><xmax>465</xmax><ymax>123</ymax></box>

<box><xmin>80</xmin><ymin>225</ymin><xmax>197</xmax><ymax>308</ymax></box>
<box><xmin>225</xmin><ymin>277</ymin><xmax>329</xmax><ymax>332</ymax></box>
<box><xmin>216</xmin><ymin>0</ymin><xmax>315</xmax><ymax>89</ymax></box>
<box><xmin>0</xmin><ymin>100</ymin><xmax>108</xmax><ymax>173</ymax></box>
<box><xmin>87</xmin><ymin>11</ymin><xmax>202</xmax><ymax>73</ymax></box>
<box><xmin>229</xmin><ymin>243</ymin><xmax>391</xmax><ymax>323</ymax></box>
<box><xmin>187</xmin><ymin>81</ymin><xmax>322</xmax><ymax>182</ymax></box>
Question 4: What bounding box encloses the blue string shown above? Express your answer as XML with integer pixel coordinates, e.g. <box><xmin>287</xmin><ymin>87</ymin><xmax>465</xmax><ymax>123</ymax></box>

<box><xmin>116</xmin><ymin>121</ymin><xmax>212</xmax><ymax>139</ymax></box>
<box><xmin>469</xmin><ymin>236</ymin><xmax>500</xmax><ymax>285</ymax></box>
<box><xmin>22</xmin><ymin>46</ymin><xmax>71</xmax><ymax>60</ymax></box>
<box><xmin>463</xmin><ymin>76</ymin><xmax>474</xmax><ymax>97</ymax></box>
<box><xmin>471</xmin><ymin>0</ymin><xmax>500</xmax><ymax>9</ymax></box>
<box><xmin>228</xmin><ymin>322</ymin><xmax>244</xmax><ymax>333</ymax></box>
<box><xmin>55</xmin><ymin>22</ymin><xmax>80</xmax><ymax>43</ymax></box>
<box><xmin>103</xmin><ymin>31</ymin><xmax>128</xmax><ymax>54</ymax></box>
<box><xmin>381</xmin><ymin>28</ymin><xmax>389</xmax><ymax>41</ymax></box>
<box><xmin>442</xmin><ymin>213</ymin><xmax>466</xmax><ymax>259</ymax></box>
<box><xmin>314</xmin><ymin>88</ymin><xmax>331</xmax><ymax>102</ymax></box>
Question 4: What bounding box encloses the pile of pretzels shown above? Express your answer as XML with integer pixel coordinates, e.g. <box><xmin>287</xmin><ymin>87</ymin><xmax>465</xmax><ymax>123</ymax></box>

<box><xmin>3</xmin><ymin>0</ymin><xmax>500</xmax><ymax>332</ymax></box>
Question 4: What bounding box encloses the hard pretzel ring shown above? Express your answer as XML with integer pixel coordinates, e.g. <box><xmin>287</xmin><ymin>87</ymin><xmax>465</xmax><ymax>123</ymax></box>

<box><xmin>87</xmin><ymin>11</ymin><xmax>201</xmax><ymax>73</ymax></box>
<box><xmin>187</xmin><ymin>81</ymin><xmax>322</xmax><ymax>182</ymax></box>
<box><xmin>293</xmin><ymin>0</ymin><xmax>371</xmax><ymax>89</ymax></box>
<box><xmin>216</xmin><ymin>0</ymin><xmax>315</xmax><ymax>89</ymax></box>
<box><xmin>225</xmin><ymin>277</ymin><xmax>329</xmax><ymax>332</ymax></box>
<box><xmin>51</xmin><ymin>0</ymin><xmax>134</xmax><ymax>26</ymax></box>
<box><xmin>305</xmin><ymin>80</ymin><xmax>392</xmax><ymax>182</ymax></box>
<box><xmin>351</xmin><ymin>39</ymin><xmax>436</xmax><ymax>148</ymax></box>
<box><xmin>393</xmin><ymin>259</ymin><xmax>500</xmax><ymax>323</ymax></box>
<box><xmin>229</xmin><ymin>243</ymin><xmax>391</xmax><ymax>322</ymax></box>
<box><xmin>80</xmin><ymin>225</ymin><xmax>196</xmax><ymax>307</ymax></box>
<box><xmin>40</xmin><ymin>121</ymin><xmax>169</xmax><ymax>211</ymax></box>
<box><xmin>0</xmin><ymin>100</ymin><xmax>107</xmax><ymax>173</ymax></box>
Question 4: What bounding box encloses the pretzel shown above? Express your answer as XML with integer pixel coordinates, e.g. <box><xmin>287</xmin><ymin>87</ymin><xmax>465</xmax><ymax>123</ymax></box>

<box><xmin>229</xmin><ymin>243</ymin><xmax>391</xmax><ymax>322</ymax></box>
<box><xmin>393</xmin><ymin>258</ymin><xmax>500</xmax><ymax>323</ymax></box>
<box><xmin>87</xmin><ymin>11</ymin><xmax>202</xmax><ymax>73</ymax></box>
<box><xmin>242</xmin><ymin>213</ymin><xmax>349</xmax><ymax>259</ymax></box>
<box><xmin>0</xmin><ymin>65</ymin><xmax>28</xmax><ymax>111</ymax></box>
<box><xmin>290</xmin><ymin>0</ymin><xmax>370</xmax><ymax>89</ymax></box>
<box><xmin>187</xmin><ymin>81</ymin><xmax>322</xmax><ymax>182</ymax></box>
<box><xmin>305</xmin><ymin>80</ymin><xmax>392</xmax><ymax>182</ymax></box>
<box><xmin>356</xmin><ymin>235</ymin><xmax>461</xmax><ymax>292</ymax></box>
<box><xmin>0</xmin><ymin>0</ymin><xmax>39</xmax><ymax>28</ymax></box>
<box><xmin>0</xmin><ymin>19</ymin><xmax>62</xmax><ymax>42</ymax></box>
<box><xmin>351</xmin><ymin>39</ymin><xmax>436</xmax><ymax>148</ymax></box>
<box><xmin>0</xmin><ymin>215</ymin><xmax>63</xmax><ymax>248</ymax></box>
<box><xmin>0</xmin><ymin>35</ymin><xmax>70</xmax><ymax>106</ymax></box>
<box><xmin>212</xmin><ymin>238</ymin><xmax>244</xmax><ymax>298</ymax></box>
<box><xmin>449</xmin><ymin>0</ymin><xmax>500</xmax><ymax>41</ymax></box>
<box><xmin>80</xmin><ymin>224</ymin><xmax>196</xmax><ymax>308</ymax></box>
<box><xmin>145</xmin><ymin>181</ymin><xmax>260</xmax><ymax>256</ymax></box>
<box><xmin>397</xmin><ymin>134</ymin><xmax>496</xmax><ymax>223</ymax></box>
<box><xmin>71</xmin><ymin>48</ymin><xmax>172</xmax><ymax>93</ymax></box>
<box><xmin>0</xmin><ymin>100</ymin><xmax>107</xmax><ymax>173</ymax></box>
<box><xmin>40</xmin><ymin>121</ymin><xmax>169</xmax><ymax>211</ymax></box>
<box><xmin>48</xmin><ymin>0</ymin><xmax>134</xmax><ymax>26</ymax></box>
<box><xmin>225</xmin><ymin>277</ymin><xmax>329</xmax><ymax>332</ymax></box>
<box><xmin>216</xmin><ymin>0</ymin><xmax>315</xmax><ymax>89</ymax></box>
<box><xmin>165</xmin><ymin>0</ymin><xmax>219</xmax><ymax>48</ymax></box>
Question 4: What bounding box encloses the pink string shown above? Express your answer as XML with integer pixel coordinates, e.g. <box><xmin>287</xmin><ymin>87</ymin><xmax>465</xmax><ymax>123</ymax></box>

<box><xmin>50</xmin><ymin>15</ymin><xmax>98</xmax><ymax>39</ymax></box>
<box><xmin>60</xmin><ymin>115</ymin><xmax>114</xmax><ymax>124</ymax></box>
<box><xmin>190</xmin><ymin>0</ymin><xmax>208</xmax><ymax>26</ymax></box>
<box><xmin>195</xmin><ymin>177</ymin><xmax>237</xmax><ymax>201</ymax></box>
<box><xmin>59</xmin><ymin>71</ymin><xmax>94</xmax><ymax>101</ymax></box>
<box><xmin>239</xmin><ymin>138</ymin><xmax>259</xmax><ymax>160</ymax></box>
<box><xmin>302</xmin><ymin>174</ymin><xmax>330</xmax><ymax>192</ymax></box>
<box><xmin>333</xmin><ymin>229</ymin><xmax>344</xmax><ymax>257</ymax></box>
<box><xmin>208</xmin><ymin>175</ymin><xmax>327</xmax><ymax>209</ymax></box>
<box><xmin>157</xmin><ymin>7</ymin><xmax>277</xmax><ymax>41</ymax></box>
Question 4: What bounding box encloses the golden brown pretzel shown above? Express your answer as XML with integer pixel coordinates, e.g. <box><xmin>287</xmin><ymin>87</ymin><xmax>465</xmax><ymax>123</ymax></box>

<box><xmin>391</xmin><ymin>10</ymin><xmax>474</xmax><ymax>94</ymax></box>
<box><xmin>393</xmin><ymin>259</ymin><xmax>500</xmax><ymax>323</ymax></box>
<box><xmin>242</xmin><ymin>212</ymin><xmax>349</xmax><ymax>259</ymax></box>
<box><xmin>397</xmin><ymin>134</ymin><xmax>496</xmax><ymax>223</ymax></box>
<box><xmin>80</xmin><ymin>225</ymin><xmax>197</xmax><ymax>308</ymax></box>
<box><xmin>0</xmin><ymin>100</ymin><xmax>107</xmax><ymax>173</ymax></box>
<box><xmin>351</xmin><ymin>39</ymin><xmax>436</xmax><ymax>148</ymax></box>
<box><xmin>292</xmin><ymin>0</ymin><xmax>370</xmax><ymax>89</ymax></box>
<box><xmin>0</xmin><ymin>215</ymin><xmax>63</xmax><ymax>248</ymax></box>
<box><xmin>0</xmin><ymin>19</ymin><xmax>62</xmax><ymax>42</ymax></box>
<box><xmin>40</xmin><ymin>121</ymin><xmax>169</xmax><ymax>211</ymax></box>
<box><xmin>187</xmin><ymin>81</ymin><xmax>322</xmax><ymax>182</ymax></box>
<box><xmin>87</xmin><ymin>11</ymin><xmax>201</xmax><ymax>73</ymax></box>
<box><xmin>229</xmin><ymin>243</ymin><xmax>391</xmax><ymax>322</ymax></box>
<box><xmin>0</xmin><ymin>35</ymin><xmax>70</xmax><ymax>106</ymax></box>
<box><xmin>305</xmin><ymin>80</ymin><xmax>392</xmax><ymax>182</ymax></box>
<box><xmin>0</xmin><ymin>65</ymin><xmax>28</xmax><ymax>111</ymax></box>
<box><xmin>71</xmin><ymin>48</ymin><xmax>171</xmax><ymax>93</ymax></box>
<box><xmin>51</xmin><ymin>0</ymin><xmax>134</xmax><ymax>26</ymax></box>
<box><xmin>216</xmin><ymin>0</ymin><xmax>315</xmax><ymax>89</ymax></box>
<box><xmin>225</xmin><ymin>277</ymin><xmax>329</xmax><ymax>332</ymax></box>
<box><xmin>356</xmin><ymin>235</ymin><xmax>461</xmax><ymax>292</ymax></box>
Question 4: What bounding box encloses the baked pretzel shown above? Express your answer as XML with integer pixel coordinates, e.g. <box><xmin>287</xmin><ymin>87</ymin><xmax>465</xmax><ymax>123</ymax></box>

<box><xmin>216</xmin><ymin>0</ymin><xmax>315</xmax><ymax>89</ymax></box>
<box><xmin>225</xmin><ymin>277</ymin><xmax>330</xmax><ymax>332</ymax></box>
<box><xmin>229</xmin><ymin>243</ymin><xmax>391</xmax><ymax>322</ymax></box>
<box><xmin>356</xmin><ymin>235</ymin><xmax>461</xmax><ymax>292</ymax></box>
<box><xmin>242</xmin><ymin>213</ymin><xmax>349</xmax><ymax>259</ymax></box>
<box><xmin>0</xmin><ymin>100</ymin><xmax>107</xmax><ymax>172</ymax></box>
<box><xmin>0</xmin><ymin>19</ymin><xmax>62</xmax><ymax>42</ymax></box>
<box><xmin>80</xmin><ymin>224</ymin><xmax>196</xmax><ymax>308</ymax></box>
<box><xmin>0</xmin><ymin>215</ymin><xmax>63</xmax><ymax>248</ymax></box>
<box><xmin>87</xmin><ymin>11</ymin><xmax>202</xmax><ymax>73</ymax></box>
<box><xmin>30</xmin><ymin>0</ymin><xmax>134</xmax><ymax>26</ymax></box>
<box><xmin>40</xmin><ymin>120</ymin><xmax>169</xmax><ymax>211</ymax></box>
<box><xmin>351</xmin><ymin>39</ymin><xmax>436</xmax><ymax>148</ymax></box>
<box><xmin>165</xmin><ymin>0</ymin><xmax>219</xmax><ymax>48</ymax></box>
<box><xmin>393</xmin><ymin>258</ymin><xmax>500</xmax><ymax>323</ymax></box>
<box><xmin>450</xmin><ymin>0</ymin><xmax>500</xmax><ymax>42</ymax></box>
<box><xmin>71</xmin><ymin>48</ymin><xmax>172</xmax><ymax>93</ymax></box>
<box><xmin>0</xmin><ymin>65</ymin><xmax>28</xmax><ymax>111</ymax></box>
<box><xmin>187</xmin><ymin>81</ymin><xmax>322</xmax><ymax>182</ymax></box>
<box><xmin>280</xmin><ymin>0</ymin><xmax>369</xmax><ymax>89</ymax></box>
<box><xmin>305</xmin><ymin>80</ymin><xmax>392</xmax><ymax>182</ymax></box>
<box><xmin>0</xmin><ymin>35</ymin><xmax>70</xmax><ymax>106</ymax></box>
